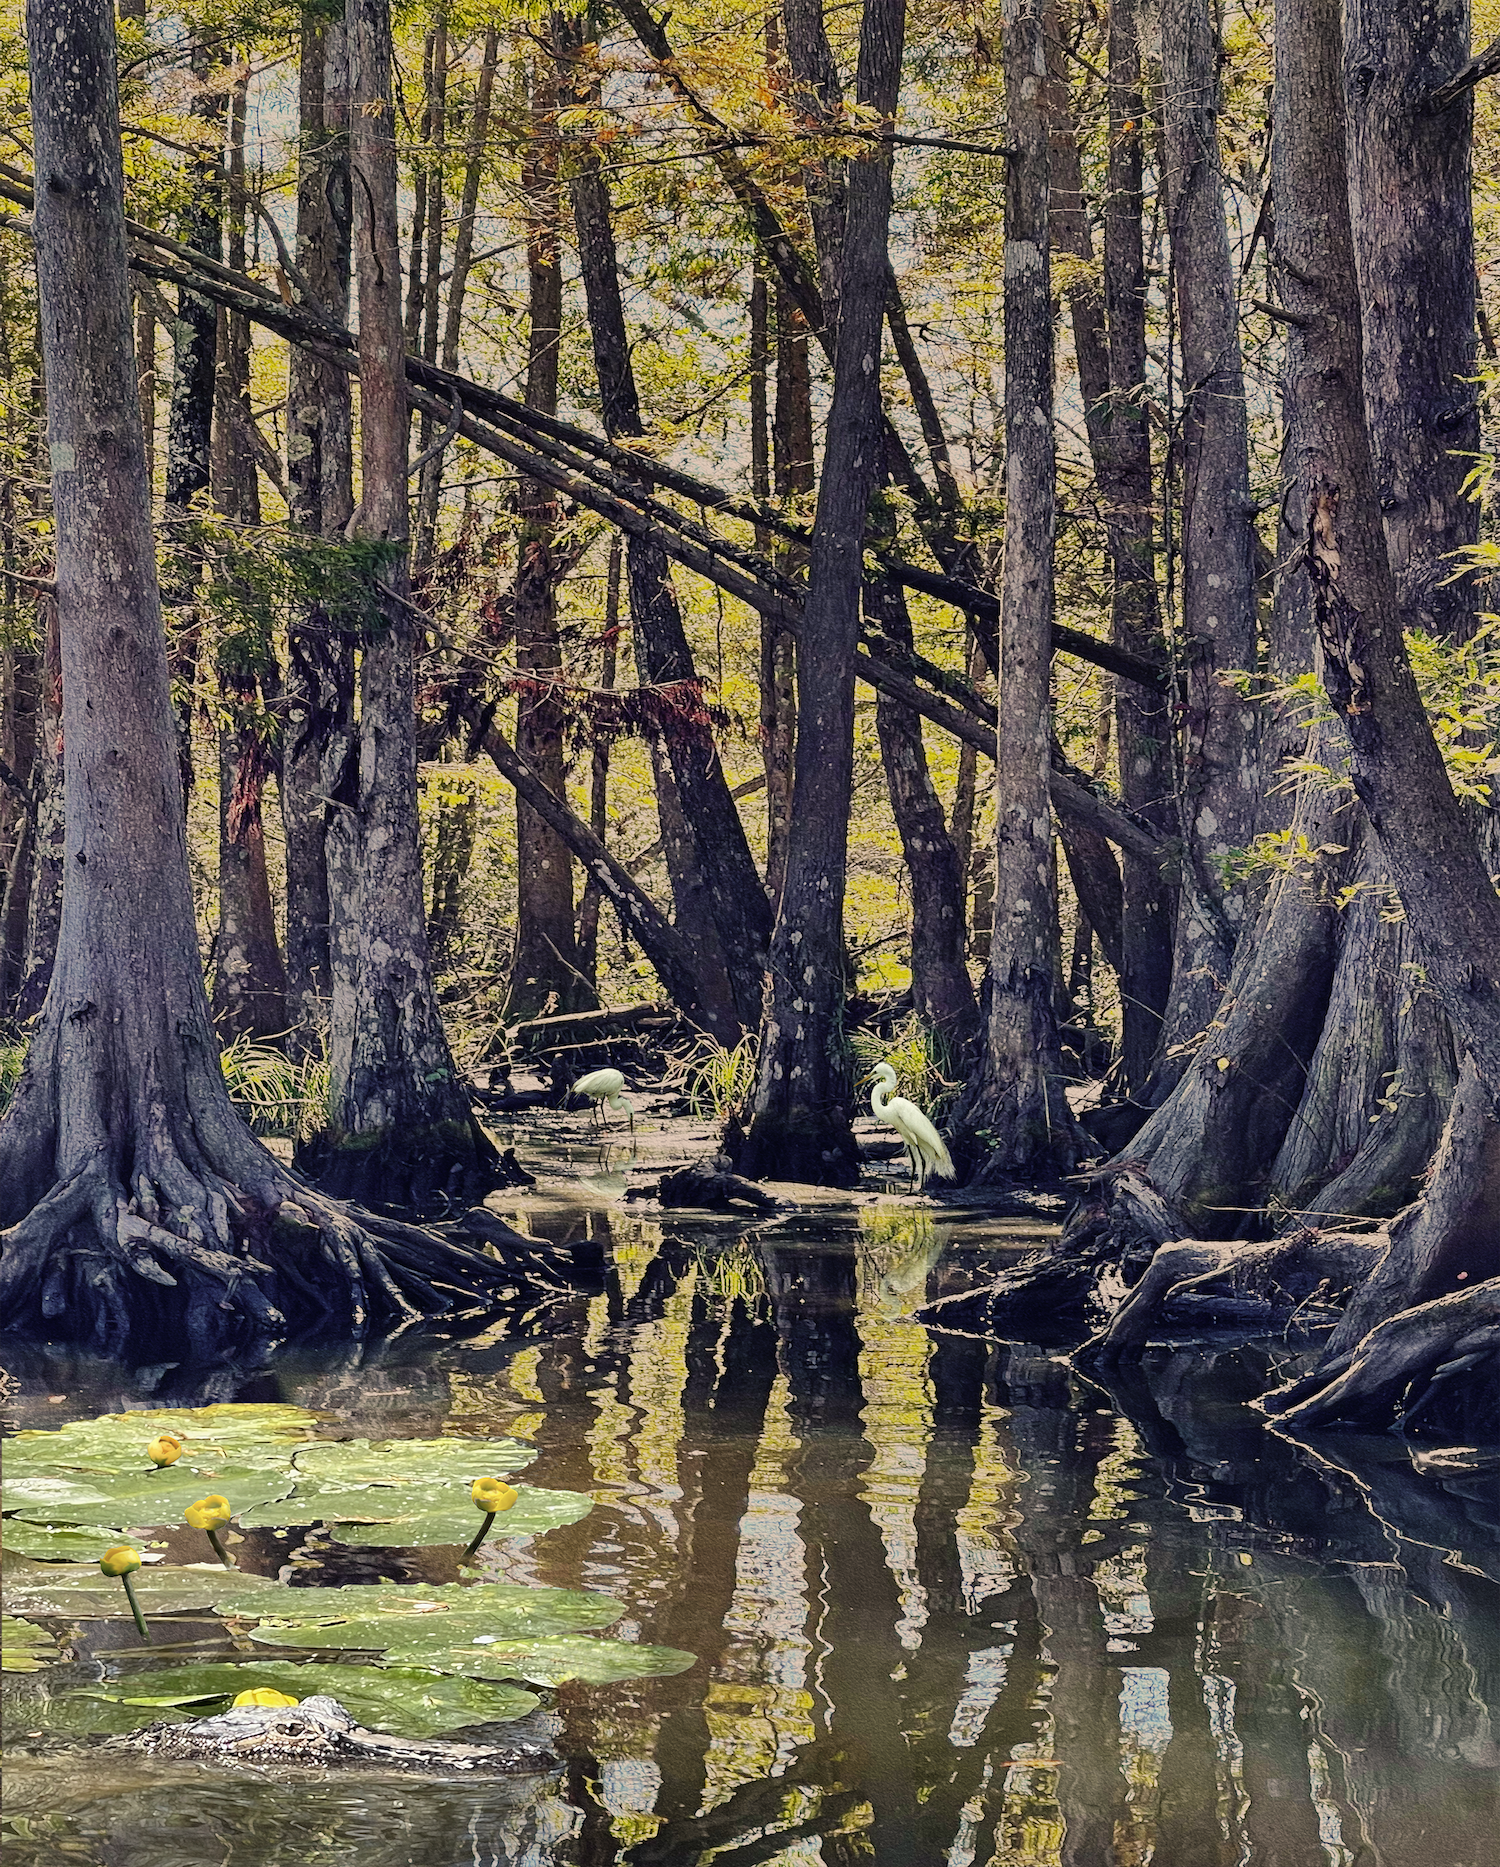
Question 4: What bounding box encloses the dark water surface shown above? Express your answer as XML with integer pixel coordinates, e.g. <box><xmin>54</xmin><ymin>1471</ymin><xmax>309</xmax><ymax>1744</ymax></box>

<box><xmin>3</xmin><ymin>1172</ymin><xmax>1498</xmax><ymax>1867</ymax></box>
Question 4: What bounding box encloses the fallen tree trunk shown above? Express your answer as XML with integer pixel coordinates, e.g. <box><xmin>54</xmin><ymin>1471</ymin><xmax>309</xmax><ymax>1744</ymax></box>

<box><xmin>116</xmin><ymin>1693</ymin><xmax>559</xmax><ymax>1773</ymax></box>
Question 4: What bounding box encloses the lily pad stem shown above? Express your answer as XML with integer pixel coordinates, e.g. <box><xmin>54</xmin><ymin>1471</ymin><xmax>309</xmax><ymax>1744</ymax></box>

<box><xmin>463</xmin><ymin>1511</ymin><xmax>497</xmax><ymax>1559</ymax></box>
<box><xmin>119</xmin><ymin>1572</ymin><xmax>150</xmax><ymax>1641</ymax></box>
<box><xmin>206</xmin><ymin>1528</ymin><xmax>236</xmax><ymax>1569</ymax></box>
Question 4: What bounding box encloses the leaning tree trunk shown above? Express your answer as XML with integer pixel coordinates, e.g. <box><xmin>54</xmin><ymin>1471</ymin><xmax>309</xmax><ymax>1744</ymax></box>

<box><xmin>563</xmin><ymin>21</ymin><xmax>772</xmax><ymax>1027</ymax></box>
<box><xmin>505</xmin><ymin>47</ymin><xmax>590</xmax><ymax>1023</ymax></box>
<box><xmin>282</xmin><ymin>11</ymin><xmax>355</xmax><ymax>1052</ymax></box>
<box><xmin>867</xmin><ymin>577</ymin><xmax>979</xmax><ymax>1046</ymax></box>
<box><xmin>1204</xmin><ymin>0</ymin><xmax>1500</xmax><ymax>1431</ymax></box>
<box><xmin>950</xmin><ymin>0</ymin><xmax>1082</xmax><ymax>1182</ymax></box>
<box><xmin>1267</xmin><ymin>0</ymin><xmax>1484</xmax><ymax>1213</ymax></box>
<box><xmin>736</xmin><ymin>0</ymin><xmax>907</xmax><ymax>1183</ymax></box>
<box><xmin>1147</xmin><ymin>0</ymin><xmax>1261</xmax><ymax>1102</ymax></box>
<box><xmin>309</xmin><ymin>0</ymin><xmax>498</xmax><ymax>1201</ymax></box>
<box><xmin>0</xmin><ymin>0</ymin><xmax>511</xmax><ymax>1356</ymax></box>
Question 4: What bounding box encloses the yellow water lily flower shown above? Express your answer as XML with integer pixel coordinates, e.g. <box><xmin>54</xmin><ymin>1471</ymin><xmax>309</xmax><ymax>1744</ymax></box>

<box><xmin>183</xmin><ymin>1495</ymin><xmax>233</xmax><ymax>1531</ymax></box>
<box><xmin>146</xmin><ymin>1435</ymin><xmax>183</xmax><ymax>1468</ymax></box>
<box><xmin>232</xmin><ymin>1688</ymin><xmax>300</xmax><ymax>1709</ymax></box>
<box><xmin>470</xmin><ymin>1478</ymin><xmax>518</xmax><ymax>1514</ymax></box>
<box><xmin>99</xmin><ymin>1544</ymin><xmax>142</xmax><ymax>1577</ymax></box>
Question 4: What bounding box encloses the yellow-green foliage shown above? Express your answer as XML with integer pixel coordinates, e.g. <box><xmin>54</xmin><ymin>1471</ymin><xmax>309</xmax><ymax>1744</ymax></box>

<box><xmin>218</xmin><ymin>1034</ymin><xmax>334</xmax><ymax>1140</ymax></box>
<box><xmin>849</xmin><ymin>1015</ymin><xmax>963</xmax><ymax>1125</ymax></box>
<box><xmin>677</xmin><ymin>1035</ymin><xmax>759</xmax><ymax>1121</ymax></box>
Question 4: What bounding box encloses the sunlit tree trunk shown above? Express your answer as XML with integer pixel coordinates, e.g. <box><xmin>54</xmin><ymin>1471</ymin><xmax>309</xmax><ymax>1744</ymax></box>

<box><xmin>738</xmin><ymin>0</ymin><xmax>907</xmax><ymax>1182</ymax></box>
<box><xmin>282</xmin><ymin>11</ymin><xmax>355</xmax><ymax>1052</ymax></box>
<box><xmin>313</xmin><ymin>0</ymin><xmax>497</xmax><ymax>1199</ymax></box>
<box><xmin>952</xmin><ymin>0</ymin><xmax>1082</xmax><ymax>1181</ymax></box>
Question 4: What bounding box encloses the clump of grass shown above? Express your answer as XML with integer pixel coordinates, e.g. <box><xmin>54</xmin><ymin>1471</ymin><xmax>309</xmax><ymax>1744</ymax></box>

<box><xmin>219</xmin><ymin>1033</ymin><xmax>333</xmax><ymax>1139</ymax></box>
<box><xmin>0</xmin><ymin>1034</ymin><xmax>26</xmax><ymax>1120</ymax></box>
<box><xmin>675</xmin><ymin>1035</ymin><xmax>758</xmax><ymax>1122</ymax></box>
<box><xmin>849</xmin><ymin>1014</ymin><xmax>963</xmax><ymax>1125</ymax></box>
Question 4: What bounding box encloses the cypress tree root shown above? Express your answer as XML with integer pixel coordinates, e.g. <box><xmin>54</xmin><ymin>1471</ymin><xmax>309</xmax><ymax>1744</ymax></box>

<box><xmin>0</xmin><ymin>1101</ymin><xmax>518</xmax><ymax>1356</ymax></box>
<box><xmin>294</xmin><ymin>1115</ymin><xmax>505</xmax><ymax>1210</ymax></box>
<box><xmin>730</xmin><ymin>1103</ymin><xmax>862</xmax><ymax>1188</ymax></box>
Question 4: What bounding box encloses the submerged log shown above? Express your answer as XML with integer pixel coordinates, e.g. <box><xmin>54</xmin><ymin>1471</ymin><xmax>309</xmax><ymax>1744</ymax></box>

<box><xmin>113</xmin><ymin>1693</ymin><xmax>558</xmax><ymax>1773</ymax></box>
<box><xmin>635</xmin><ymin>1155</ymin><xmax>787</xmax><ymax>1213</ymax></box>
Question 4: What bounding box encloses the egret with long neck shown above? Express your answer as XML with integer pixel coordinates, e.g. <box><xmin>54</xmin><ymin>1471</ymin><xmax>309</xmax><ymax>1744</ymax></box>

<box><xmin>870</xmin><ymin>1062</ymin><xmax>955</xmax><ymax>1191</ymax></box>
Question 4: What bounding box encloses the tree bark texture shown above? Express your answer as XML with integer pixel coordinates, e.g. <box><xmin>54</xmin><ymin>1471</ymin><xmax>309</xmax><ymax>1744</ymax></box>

<box><xmin>1274</xmin><ymin>0</ymin><xmax>1500</xmax><ymax>1102</ymax></box>
<box><xmin>0</xmin><ymin>629</ymin><xmax>39</xmax><ymax>1013</ymax></box>
<box><xmin>2</xmin><ymin>0</ymin><xmax>511</xmax><ymax>1351</ymax></box>
<box><xmin>737</xmin><ymin>0</ymin><xmax>907</xmax><ymax>1183</ymax></box>
<box><xmin>164</xmin><ymin>46</ymin><xmax>220</xmax><ymax>515</ymax></box>
<box><xmin>867</xmin><ymin>578</ymin><xmax>979</xmax><ymax>1045</ymax></box>
<box><xmin>952</xmin><ymin>0</ymin><xmax>1082</xmax><ymax>1182</ymax></box>
<box><xmin>782</xmin><ymin>0</ymin><xmax>848</xmax><ymax>343</ymax></box>
<box><xmin>764</xmin><ymin>286</ymin><xmax>811</xmax><ymax>909</ymax></box>
<box><xmin>15</xmin><ymin>599</ymin><xmax>63</xmax><ymax>1021</ymax></box>
<box><xmin>506</xmin><ymin>47</ymin><xmax>589</xmax><ymax>1023</ymax></box>
<box><xmin>211</xmin><ymin>675</ymin><xmax>288</xmax><ymax>1041</ymax></box>
<box><xmin>1151</xmin><ymin>0</ymin><xmax>1261</xmax><ymax>1099</ymax></box>
<box><xmin>1103</xmin><ymin>0</ymin><xmax>1175</xmax><ymax>1093</ymax></box>
<box><xmin>282</xmin><ymin>12</ymin><xmax>355</xmax><ymax>1049</ymax></box>
<box><xmin>564</xmin><ymin>54</ymin><xmax>772</xmax><ymax>1027</ymax></box>
<box><xmin>316</xmin><ymin>0</ymin><xmax>494</xmax><ymax>1198</ymax></box>
<box><xmin>1345</xmin><ymin>0</ymin><xmax>1480</xmax><ymax>641</ymax></box>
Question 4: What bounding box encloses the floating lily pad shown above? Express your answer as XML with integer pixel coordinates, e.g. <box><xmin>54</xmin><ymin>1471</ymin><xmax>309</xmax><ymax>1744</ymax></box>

<box><xmin>8</xmin><ymin>1464</ymin><xmax>295</xmax><ymax>1532</ymax></box>
<box><xmin>319</xmin><ymin>1483</ymin><xmax>591</xmax><ymax>1547</ymax></box>
<box><xmin>71</xmin><ymin>1662</ymin><xmax>538</xmax><ymax>1737</ymax></box>
<box><xmin>1</xmin><ymin>1614</ymin><xmax>63</xmax><ymax>1673</ymax></box>
<box><xmin>236</xmin><ymin>1483</ymin><xmax>421</xmax><ymax>1529</ymax></box>
<box><xmin>254</xmin><ymin>1612</ymin><xmax>692</xmax><ymax>1684</ymax></box>
<box><xmin>0</xmin><ymin>1519</ymin><xmax>131</xmax><ymax>1563</ymax></box>
<box><xmin>1</xmin><ymin>1474</ymin><xmax>116</xmax><ymax>1513</ymax></box>
<box><xmin>0</xmin><ymin>1561</ymin><xmax>286</xmax><ymax>1619</ymax></box>
<box><xmin>288</xmin><ymin>1436</ymin><xmax>536</xmax><ymax>1486</ymax></box>
<box><xmin>3</xmin><ymin>1404</ymin><xmax>323</xmax><ymax>1475</ymax></box>
<box><xmin>247</xmin><ymin>1581</ymin><xmax>623</xmax><ymax>1639</ymax></box>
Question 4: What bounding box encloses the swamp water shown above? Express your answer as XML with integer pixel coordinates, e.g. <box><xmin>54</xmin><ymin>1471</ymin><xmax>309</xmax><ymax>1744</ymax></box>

<box><xmin>2</xmin><ymin>1146</ymin><xmax>1498</xmax><ymax>1867</ymax></box>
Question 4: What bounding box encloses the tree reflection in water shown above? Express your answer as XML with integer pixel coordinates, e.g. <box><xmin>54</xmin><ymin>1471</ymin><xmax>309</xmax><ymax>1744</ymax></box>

<box><xmin>4</xmin><ymin>1199</ymin><xmax>1497</xmax><ymax>1867</ymax></box>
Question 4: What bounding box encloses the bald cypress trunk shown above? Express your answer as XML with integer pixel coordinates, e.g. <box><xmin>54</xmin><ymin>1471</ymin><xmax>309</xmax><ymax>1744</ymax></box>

<box><xmin>951</xmin><ymin>0</ymin><xmax>1082</xmax><ymax>1181</ymax></box>
<box><xmin>282</xmin><ymin>12</ymin><xmax>355</xmax><ymax>1051</ymax></box>
<box><xmin>505</xmin><ymin>48</ymin><xmax>589</xmax><ymax>1023</ymax></box>
<box><xmin>1</xmin><ymin>0</ymin><xmax>507</xmax><ymax>1351</ymax></box>
<box><xmin>562</xmin><ymin>15</ymin><xmax>771</xmax><ymax>1027</ymax></box>
<box><xmin>1148</xmin><ymin>0</ymin><xmax>1261</xmax><ymax>1101</ymax></box>
<box><xmin>309</xmin><ymin>0</ymin><xmax>497</xmax><ymax>1201</ymax></box>
<box><xmin>738</xmin><ymin>0</ymin><xmax>907</xmax><ymax>1182</ymax></box>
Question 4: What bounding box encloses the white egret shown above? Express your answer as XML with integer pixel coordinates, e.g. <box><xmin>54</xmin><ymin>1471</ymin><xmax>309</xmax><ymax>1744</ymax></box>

<box><xmin>573</xmin><ymin>1066</ymin><xmax>635</xmax><ymax>1134</ymax></box>
<box><xmin>870</xmin><ymin>1062</ymin><xmax>955</xmax><ymax>1191</ymax></box>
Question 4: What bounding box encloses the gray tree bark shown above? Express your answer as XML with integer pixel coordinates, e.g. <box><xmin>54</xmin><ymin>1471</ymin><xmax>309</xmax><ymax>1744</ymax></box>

<box><xmin>313</xmin><ymin>0</ymin><xmax>497</xmax><ymax>1200</ymax></box>
<box><xmin>1149</xmin><ymin>0</ymin><xmax>1261</xmax><ymax>1102</ymax></box>
<box><xmin>505</xmin><ymin>47</ymin><xmax>590</xmax><ymax>1023</ymax></box>
<box><xmin>737</xmin><ymin>0</ymin><xmax>907</xmax><ymax>1182</ymax></box>
<box><xmin>951</xmin><ymin>0</ymin><xmax>1082</xmax><ymax>1181</ymax></box>
<box><xmin>1</xmin><ymin>0</ymin><xmax>508</xmax><ymax>1350</ymax></box>
<box><xmin>282</xmin><ymin>11</ymin><xmax>355</xmax><ymax>1051</ymax></box>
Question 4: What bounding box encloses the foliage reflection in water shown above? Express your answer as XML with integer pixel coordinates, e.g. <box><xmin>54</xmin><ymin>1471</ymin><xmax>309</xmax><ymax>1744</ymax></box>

<box><xmin>3</xmin><ymin>1192</ymin><xmax>1498</xmax><ymax>1867</ymax></box>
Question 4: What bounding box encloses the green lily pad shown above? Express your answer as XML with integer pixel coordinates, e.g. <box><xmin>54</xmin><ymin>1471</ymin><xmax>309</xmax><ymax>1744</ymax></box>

<box><xmin>288</xmin><ymin>1437</ymin><xmax>536</xmax><ymax>1486</ymax></box>
<box><xmin>8</xmin><ymin>1464</ymin><xmax>295</xmax><ymax>1531</ymax></box>
<box><xmin>1</xmin><ymin>1614</ymin><xmax>63</xmax><ymax>1672</ymax></box>
<box><xmin>1</xmin><ymin>1474</ymin><xmax>116</xmax><ymax>1512</ymax></box>
<box><xmin>248</xmin><ymin>1581</ymin><xmax>623</xmax><ymax>1640</ymax></box>
<box><xmin>0</xmin><ymin>1561</ymin><xmax>286</xmax><ymax>1619</ymax></box>
<box><xmin>322</xmin><ymin>1483</ymin><xmax>591</xmax><ymax>1548</ymax></box>
<box><xmin>71</xmin><ymin>1662</ymin><xmax>538</xmax><ymax>1737</ymax></box>
<box><xmin>4</xmin><ymin>1404</ymin><xmax>323</xmax><ymax>1475</ymax></box>
<box><xmin>236</xmin><ymin>1483</ymin><xmax>421</xmax><ymax>1529</ymax></box>
<box><xmin>253</xmin><ymin>1613</ymin><xmax>692</xmax><ymax>1684</ymax></box>
<box><xmin>0</xmin><ymin>1519</ymin><xmax>131</xmax><ymax>1563</ymax></box>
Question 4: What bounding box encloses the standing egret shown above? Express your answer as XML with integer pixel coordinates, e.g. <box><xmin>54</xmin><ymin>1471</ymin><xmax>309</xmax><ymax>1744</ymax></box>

<box><xmin>573</xmin><ymin>1066</ymin><xmax>635</xmax><ymax>1134</ymax></box>
<box><xmin>870</xmin><ymin>1062</ymin><xmax>955</xmax><ymax>1191</ymax></box>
